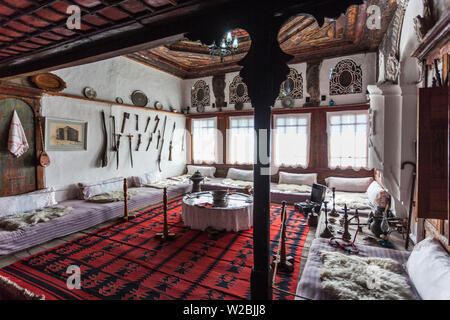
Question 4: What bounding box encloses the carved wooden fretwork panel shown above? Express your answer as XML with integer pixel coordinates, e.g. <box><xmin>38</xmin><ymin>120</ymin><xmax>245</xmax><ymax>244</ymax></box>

<box><xmin>330</xmin><ymin>59</ymin><xmax>362</xmax><ymax>95</ymax></box>
<box><xmin>277</xmin><ymin>68</ymin><xmax>303</xmax><ymax>100</ymax></box>
<box><xmin>229</xmin><ymin>75</ymin><xmax>250</xmax><ymax>104</ymax></box>
<box><xmin>191</xmin><ymin>80</ymin><xmax>210</xmax><ymax>108</ymax></box>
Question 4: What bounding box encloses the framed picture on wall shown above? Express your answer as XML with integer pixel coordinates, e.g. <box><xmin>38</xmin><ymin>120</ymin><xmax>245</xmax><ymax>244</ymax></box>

<box><xmin>45</xmin><ymin>117</ymin><xmax>88</xmax><ymax>151</ymax></box>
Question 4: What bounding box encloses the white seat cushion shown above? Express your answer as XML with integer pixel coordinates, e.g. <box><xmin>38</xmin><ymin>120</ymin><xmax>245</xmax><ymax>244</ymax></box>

<box><xmin>132</xmin><ymin>171</ymin><xmax>161</xmax><ymax>187</ymax></box>
<box><xmin>0</xmin><ymin>189</ymin><xmax>57</xmax><ymax>219</ymax></box>
<box><xmin>278</xmin><ymin>172</ymin><xmax>317</xmax><ymax>186</ymax></box>
<box><xmin>77</xmin><ymin>177</ymin><xmax>124</xmax><ymax>200</ymax></box>
<box><xmin>187</xmin><ymin>165</ymin><xmax>216</xmax><ymax>178</ymax></box>
<box><xmin>226</xmin><ymin>168</ymin><xmax>253</xmax><ymax>182</ymax></box>
<box><xmin>325</xmin><ymin>177</ymin><xmax>374</xmax><ymax>193</ymax></box>
<box><xmin>406</xmin><ymin>237</ymin><xmax>450</xmax><ymax>300</ymax></box>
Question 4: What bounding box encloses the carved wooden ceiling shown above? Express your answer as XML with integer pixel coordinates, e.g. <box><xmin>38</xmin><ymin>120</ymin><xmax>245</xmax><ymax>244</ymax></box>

<box><xmin>128</xmin><ymin>0</ymin><xmax>398</xmax><ymax>78</ymax></box>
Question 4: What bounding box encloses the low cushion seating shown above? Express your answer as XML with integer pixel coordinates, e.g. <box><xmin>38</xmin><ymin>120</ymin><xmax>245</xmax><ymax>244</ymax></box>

<box><xmin>325</xmin><ymin>176</ymin><xmax>374</xmax><ymax>193</ymax></box>
<box><xmin>187</xmin><ymin>165</ymin><xmax>216</xmax><ymax>178</ymax></box>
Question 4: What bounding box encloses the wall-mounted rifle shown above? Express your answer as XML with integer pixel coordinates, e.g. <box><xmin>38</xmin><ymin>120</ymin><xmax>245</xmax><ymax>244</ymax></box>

<box><xmin>168</xmin><ymin>122</ymin><xmax>176</xmax><ymax>161</ymax></box>
<box><xmin>115</xmin><ymin>133</ymin><xmax>123</xmax><ymax>170</ymax></box>
<box><xmin>135</xmin><ymin>114</ymin><xmax>139</xmax><ymax>131</ymax></box>
<box><xmin>100</xmin><ymin>110</ymin><xmax>108</xmax><ymax>167</ymax></box>
<box><xmin>157</xmin><ymin>116</ymin><xmax>167</xmax><ymax>172</ymax></box>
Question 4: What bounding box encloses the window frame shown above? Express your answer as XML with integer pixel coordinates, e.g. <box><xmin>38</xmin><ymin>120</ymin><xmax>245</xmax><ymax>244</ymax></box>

<box><xmin>227</xmin><ymin>115</ymin><xmax>255</xmax><ymax>165</ymax></box>
<box><xmin>191</xmin><ymin>117</ymin><xmax>218</xmax><ymax>164</ymax></box>
<box><xmin>326</xmin><ymin>109</ymin><xmax>369</xmax><ymax>169</ymax></box>
<box><xmin>273</xmin><ymin>113</ymin><xmax>311</xmax><ymax>168</ymax></box>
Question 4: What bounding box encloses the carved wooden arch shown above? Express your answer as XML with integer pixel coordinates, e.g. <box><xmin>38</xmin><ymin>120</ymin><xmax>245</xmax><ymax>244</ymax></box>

<box><xmin>184</xmin><ymin>0</ymin><xmax>365</xmax><ymax>300</ymax></box>
<box><xmin>0</xmin><ymin>84</ymin><xmax>44</xmax><ymax>196</ymax></box>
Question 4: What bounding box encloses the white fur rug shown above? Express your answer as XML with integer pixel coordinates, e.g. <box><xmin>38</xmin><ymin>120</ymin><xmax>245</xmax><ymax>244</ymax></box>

<box><xmin>221</xmin><ymin>179</ymin><xmax>253</xmax><ymax>188</ymax></box>
<box><xmin>320</xmin><ymin>251</ymin><xmax>416</xmax><ymax>300</ymax></box>
<box><xmin>0</xmin><ymin>206</ymin><xmax>72</xmax><ymax>231</ymax></box>
<box><xmin>0</xmin><ymin>275</ymin><xmax>45</xmax><ymax>300</ymax></box>
<box><xmin>87</xmin><ymin>190</ymin><xmax>138</xmax><ymax>202</ymax></box>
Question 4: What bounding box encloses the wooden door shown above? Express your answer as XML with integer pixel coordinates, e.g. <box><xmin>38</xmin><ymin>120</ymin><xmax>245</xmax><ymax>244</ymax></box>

<box><xmin>0</xmin><ymin>98</ymin><xmax>37</xmax><ymax>196</ymax></box>
<box><xmin>417</xmin><ymin>87</ymin><xmax>449</xmax><ymax>219</ymax></box>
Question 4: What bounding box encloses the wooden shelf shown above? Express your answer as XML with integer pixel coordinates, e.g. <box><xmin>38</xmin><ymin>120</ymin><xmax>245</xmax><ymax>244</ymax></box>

<box><xmin>186</xmin><ymin>102</ymin><xmax>370</xmax><ymax>118</ymax></box>
<box><xmin>44</xmin><ymin>91</ymin><xmax>186</xmax><ymax>117</ymax></box>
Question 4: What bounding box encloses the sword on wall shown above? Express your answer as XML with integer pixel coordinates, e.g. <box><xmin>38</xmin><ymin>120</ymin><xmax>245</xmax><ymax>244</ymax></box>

<box><xmin>168</xmin><ymin>122</ymin><xmax>176</xmax><ymax>161</ymax></box>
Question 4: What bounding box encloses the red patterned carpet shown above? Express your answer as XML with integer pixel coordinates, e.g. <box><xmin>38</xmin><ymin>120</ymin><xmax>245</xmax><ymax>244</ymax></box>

<box><xmin>0</xmin><ymin>197</ymin><xmax>309</xmax><ymax>300</ymax></box>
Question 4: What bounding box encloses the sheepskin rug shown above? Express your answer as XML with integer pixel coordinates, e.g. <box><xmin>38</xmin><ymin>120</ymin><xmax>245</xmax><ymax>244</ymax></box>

<box><xmin>0</xmin><ymin>275</ymin><xmax>45</xmax><ymax>300</ymax></box>
<box><xmin>87</xmin><ymin>190</ymin><xmax>138</xmax><ymax>202</ymax></box>
<box><xmin>319</xmin><ymin>251</ymin><xmax>416</xmax><ymax>300</ymax></box>
<box><xmin>0</xmin><ymin>206</ymin><xmax>72</xmax><ymax>231</ymax></box>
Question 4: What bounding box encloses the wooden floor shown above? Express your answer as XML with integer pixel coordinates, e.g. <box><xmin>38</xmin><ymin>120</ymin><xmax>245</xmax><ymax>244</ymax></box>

<box><xmin>0</xmin><ymin>218</ymin><xmax>116</xmax><ymax>269</ymax></box>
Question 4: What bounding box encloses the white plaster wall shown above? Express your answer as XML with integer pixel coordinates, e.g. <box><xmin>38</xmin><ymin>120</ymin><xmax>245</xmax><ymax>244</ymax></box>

<box><xmin>41</xmin><ymin>57</ymin><xmax>187</xmax><ymax>200</ymax></box>
<box><xmin>182</xmin><ymin>53</ymin><xmax>375</xmax><ymax>114</ymax></box>
<box><xmin>53</xmin><ymin>56</ymin><xmax>184</xmax><ymax>112</ymax></box>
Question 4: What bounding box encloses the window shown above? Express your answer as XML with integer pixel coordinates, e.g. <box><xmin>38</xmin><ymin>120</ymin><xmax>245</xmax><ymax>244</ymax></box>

<box><xmin>327</xmin><ymin>111</ymin><xmax>368</xmax><ymax>168</ymax></box>
<box><xmin>274</xmin><ymin>114</ymin><xmax>310</xmax><ymax>167</ymax></box>
<box><xmin>228</xmin><ymin>116</ymin><xmax>254</xmax><ymax>164</ymax></box>
<box><xmin>191</xmin><ymin>118</ymin><xmax>217</xmax><ymax>164</ymax></box>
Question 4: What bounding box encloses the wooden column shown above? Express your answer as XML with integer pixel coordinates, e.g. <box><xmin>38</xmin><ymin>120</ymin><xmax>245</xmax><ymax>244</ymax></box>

<box><xmin>239</xmin><ymin>10</ymin><xmax>291</xmax><ymax>300</ymax></box>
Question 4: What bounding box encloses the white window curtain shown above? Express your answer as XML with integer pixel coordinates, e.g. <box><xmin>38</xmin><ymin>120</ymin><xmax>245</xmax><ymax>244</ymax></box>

<box><xmin>327</xmin><ymin>110</ymin><xmax>369</xmax><ymax>169</ymax></box>
<box><xmin>274</xmin><ymin>114</ymin><xmax>310</xmax><ymax>167</ymax></box>
<box><xmin>227</xmin><ymin>116</ymin><xmax>254</xmax><ymax>164</ymax></box>
<box><xmin>192</xmin><ymin>117</ymin><xmax>218</xmax><ymax>164</ymax></box>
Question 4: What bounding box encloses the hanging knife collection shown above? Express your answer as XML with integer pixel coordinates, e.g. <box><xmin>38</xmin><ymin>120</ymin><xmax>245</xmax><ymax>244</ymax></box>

<box><xmin>101</xmin><ymin>109</ymin><xmax>178</xmax><ymax>170</ymax></box>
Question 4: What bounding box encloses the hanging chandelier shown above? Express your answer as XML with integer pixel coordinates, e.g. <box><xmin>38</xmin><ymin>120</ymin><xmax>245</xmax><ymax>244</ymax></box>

<box><xmin>208</xmin><ymin>31</ymin><xmax>239</xmax><ymax>62</ymax></box>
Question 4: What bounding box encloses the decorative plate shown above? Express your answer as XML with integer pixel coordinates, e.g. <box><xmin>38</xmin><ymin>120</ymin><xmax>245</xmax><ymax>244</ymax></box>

<box><xmin>83</xmin><ymin>87</ymin><xmax>97</xmax><ymax>99</ymax></box>
<box><xmin>115</xmin><ymin>97</ymin><xmax>123</xmax><ymax>104</ymax></box>
<box><xmin>196</xmin><ymin>105</ymin><xmax>205</xmax><ymax>113</ymax></box>
<box><xmin>131</xmin><ymin>90</ymin><xmax>148</xmax><ymax>107</ymax></box>
<box><xmin>281</xmin><ymin>96</ymin><xmax>294</xmax><ymax>108</ymax></box>
<box><xmin>154</xmin><ymin>101</ymin><xmax>163</xmax><ymax>110</ymax></box>
<box><xmin>30</xmin><ymin>73</ymin><xmax>66</xmax><ymax>92</ymax></box>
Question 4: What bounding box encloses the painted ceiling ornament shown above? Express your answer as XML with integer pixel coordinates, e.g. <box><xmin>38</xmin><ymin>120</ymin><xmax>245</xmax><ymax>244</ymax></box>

<box><xmin>377</xmin><ymin>0</ymin><xmax>409</xmax><ymax>84</ymax></box>
<box><xmin>329</xmin><ymin>59</ymin><xmax>362</xmax><ymax>95</ymax></box>
<box><xmin>277</xmin><ymin>68</ymin><xmax>303</xmax><ymax>100</ymax></box>
<box><xmin>191</xmin><ymin>80</ymin><xmax>210</xmax><ymax>109</ymax></box>
<box><xmin>229</xmin><ymin>75</ymin><xmax>250</xmax><ymax>105</ymax></box>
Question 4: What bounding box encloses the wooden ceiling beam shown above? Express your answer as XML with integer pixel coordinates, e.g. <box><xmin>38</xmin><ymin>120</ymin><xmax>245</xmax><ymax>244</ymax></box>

<box><xmin>166</xmin><ymin>0</ymin><xmax>178</xmax><ymax>6</ymax></box>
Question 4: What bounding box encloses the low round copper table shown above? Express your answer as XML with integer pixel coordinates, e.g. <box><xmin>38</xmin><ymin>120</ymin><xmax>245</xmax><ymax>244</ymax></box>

<box><xmin>181</xmin><ymin>191</ymin><xmax>253</xmax><ymax>232</ymax></box>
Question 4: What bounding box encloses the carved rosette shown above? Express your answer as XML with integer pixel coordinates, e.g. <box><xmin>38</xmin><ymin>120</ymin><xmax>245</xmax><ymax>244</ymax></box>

<box><xmin>330</xmin><ymin>59</ymin><xmax>362</xmax><ymax>95</ymax></box>
<box><xmin>229</xmin><ymin>75</ymin><xmax>251</xmax><ymax>104</ymax></box>
<box><xmin>191</xmin><ymin>80</ymin><xmax>210</xmax><ymax>108</ymax></box>
<box><xmin>277</xmin><ymin>68</ymin><xmax>303</xmax><ymax>100</ymax></box>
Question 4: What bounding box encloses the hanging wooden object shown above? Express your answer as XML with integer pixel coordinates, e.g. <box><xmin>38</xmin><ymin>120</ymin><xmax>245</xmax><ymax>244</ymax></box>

<box><xmin>155</xmin><ymin>187</ymin><xmax>176</xmax><ymax>241</ymax></box>
<box><xmin>37</xmin><ymin>116</ymin><xmax>50</xmax><ymax>167</ymax></box>
<box><xmin>271</xmin><ymin>201</ymin><xmax>294</xmax><ymax>274</ymax></box>
<box><xmin>30</xmin><ymin>73</ymin><xmax>66</xmax><ymax>92</ymax></box>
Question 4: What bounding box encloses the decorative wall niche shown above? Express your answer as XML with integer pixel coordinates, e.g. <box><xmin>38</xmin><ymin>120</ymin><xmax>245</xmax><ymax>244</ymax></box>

<box><xmin>191</xmin><ymin>80</ymin><xmax>210</xmax><ymax>109</ymax></box>
<box><xmin>330</xmin><ymin>59</ymin><xmax>363</xmax><ymax>95</ymax></box>
<box><xmin>229</xmin><ymin>75</ymin><xmax>251</xmax><ymax>105</ymax></box>
<box><xmin>277</xmin><ymin>68</ymin><xmax>303</xmax><ymax>100</ymax></box>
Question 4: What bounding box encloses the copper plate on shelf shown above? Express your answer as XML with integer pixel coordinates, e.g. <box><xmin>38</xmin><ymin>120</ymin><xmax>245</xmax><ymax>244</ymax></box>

<box><xmin>30</xmin><ymin>73</ymin><xmax>66</xmax><ymax>92</ymax></box>
<box><xmin>131</xmin><ymin>90</ymin><xmax>148</xmax><ymax>107</ymax></box>
<box><xmin>154</xmin><ymin>101</ymin><xmax>163</xmax><ymax>110</ymax></box>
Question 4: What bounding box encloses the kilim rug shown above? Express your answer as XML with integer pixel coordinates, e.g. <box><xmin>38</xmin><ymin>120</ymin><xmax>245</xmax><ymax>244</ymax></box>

<box><xmin>0</xmin><ymin>197</ymin><xmax>309</xmax><ymax>300</ymax></box>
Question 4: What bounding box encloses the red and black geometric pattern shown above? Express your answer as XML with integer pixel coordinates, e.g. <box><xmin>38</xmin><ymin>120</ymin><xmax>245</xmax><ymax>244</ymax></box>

<box><xmin>0</xmin><ymin>198</ymin><xmax>309</xmax><ymax>300</ymax></box>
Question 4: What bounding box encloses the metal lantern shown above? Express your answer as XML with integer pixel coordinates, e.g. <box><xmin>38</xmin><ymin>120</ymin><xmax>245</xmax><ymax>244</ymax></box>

<box><xmin>189</xmin><ymin>170</ymin><xmax>205</xmax><ymax>193</ymax></box>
